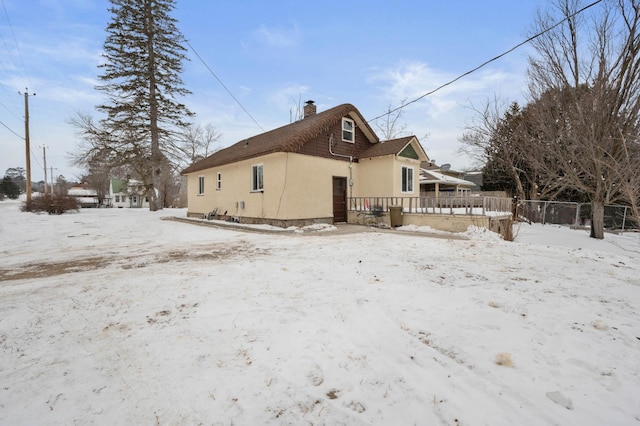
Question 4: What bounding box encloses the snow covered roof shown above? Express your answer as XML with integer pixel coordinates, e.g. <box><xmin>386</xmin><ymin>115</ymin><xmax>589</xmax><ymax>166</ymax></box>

<box><xmin>419</xmin><ymin>169</ymin><xmax>476</xmax><ymax>187</ymax></box>
<box><xmin>68</xmin><ymin>188</ymin><xmax>98</xmax><ymax>196</ymax></box>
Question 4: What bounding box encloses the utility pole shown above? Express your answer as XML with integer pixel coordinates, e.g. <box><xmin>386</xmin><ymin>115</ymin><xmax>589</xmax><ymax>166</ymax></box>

<box><xmin>42</xmin><ymin>146</ymin><xmax>48</xmax><ymax>195</ymax></box>
<box><xmin>50</xmin><ymin>166</ymin><xmax>56</xmax><ymax>195</ymax></box>
<box><xmin>21</xmin><ymin>88</ymin><xmax>35</xmax><ymax>204</ymax></box>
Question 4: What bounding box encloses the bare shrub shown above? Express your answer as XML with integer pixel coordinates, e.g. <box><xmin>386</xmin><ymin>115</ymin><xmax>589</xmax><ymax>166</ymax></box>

<box><xmin>22</xmin><ymin>194</ymin><xmax>79</xmax><ymax>214</ymax></box>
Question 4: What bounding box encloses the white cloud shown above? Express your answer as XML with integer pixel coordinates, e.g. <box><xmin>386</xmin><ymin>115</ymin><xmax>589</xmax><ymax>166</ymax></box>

<box><xmin>266</xmin><ymin>83</ymin><xmax>310</xmax><ymax>115</ymax></box>
<box><xmin>251</xmin><ymin>23</ymin><xmax>301</xmax><ymax>49</ymax></box>
<box><xmin>363</xmin><ymin>60</ymin><xmax>530</xmax><ymax>169</ymax></box>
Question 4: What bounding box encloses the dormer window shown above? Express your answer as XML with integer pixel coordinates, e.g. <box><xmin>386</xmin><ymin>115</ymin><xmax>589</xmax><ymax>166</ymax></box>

<box><xmin>342</xmin><ymin>118</ymin><xmax>354</xmax><ymax>143</ymax></box>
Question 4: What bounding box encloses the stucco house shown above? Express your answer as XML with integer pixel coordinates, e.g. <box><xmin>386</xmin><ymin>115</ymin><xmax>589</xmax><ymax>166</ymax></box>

<box><xmin>181</xmin><ymin>102</ymin><xmax>429</xmax><ymax>226</ymax></box>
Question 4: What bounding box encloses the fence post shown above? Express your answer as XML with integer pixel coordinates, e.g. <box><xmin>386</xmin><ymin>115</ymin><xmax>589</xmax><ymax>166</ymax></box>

<box><xmin>542</xmin><ymin>201</ymin><xmax>547</xmax><ymax>225</ymax></box>
<box><xmin>574</xmin><ymin>203</ymin><xmax>580</xmax><ymax>229</ymax></box>
<box><xmin>621</xmin><ymin>206</ymin><xmax>628</xmax><ymax>232</ymax></box>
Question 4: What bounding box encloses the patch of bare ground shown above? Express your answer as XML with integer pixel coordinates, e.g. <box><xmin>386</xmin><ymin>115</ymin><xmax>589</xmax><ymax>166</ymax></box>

<box><xmin>0</xmin><ymin>242</ymin><xmax>266</xmax><ymax>281</ymax></box>
<box><xmin>0</xmin><ymin>257</ymin><xmax>112</xmax><ymax>281</ymax></box>
<box><xmin>157</xmin><ymin>241</ymin><xmax>265</xmax><ymax>263</ymax></box>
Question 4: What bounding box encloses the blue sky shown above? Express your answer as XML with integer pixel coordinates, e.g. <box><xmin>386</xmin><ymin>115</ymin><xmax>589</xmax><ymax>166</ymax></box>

<box><xmin>1</xmin><ymin>0</ymin><xmax>548</xmax><ymax>181</ymax></box>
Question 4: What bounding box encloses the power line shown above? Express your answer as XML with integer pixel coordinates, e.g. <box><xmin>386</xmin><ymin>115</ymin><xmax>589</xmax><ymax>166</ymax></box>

<box><xmin>0</xmin><ymin>0</ymin><xmax>31</xmax><ymax>89</ymax></box>
<box><xmin>0</xmin><ymin>118</ymin><xmax>22</xmax><ymax>139</ymax></box>
<box><xmin>368</xmin><ymin>0</ymin><xmax>604</xmax><ymax>123</ymax></box>
<box><xmin>0</xmin><ymin>98</ymin><xmax>20</xmax><ymax>118</ymax></box>
<box><xmin>31</xmin><ymin>148</ymin><xmax>43</xmax><ymax>170</ymax></box>
<box><xmin>185</xmin><ymin>39</ymin><xmax>265</xmax><ymax>132</ymax></box>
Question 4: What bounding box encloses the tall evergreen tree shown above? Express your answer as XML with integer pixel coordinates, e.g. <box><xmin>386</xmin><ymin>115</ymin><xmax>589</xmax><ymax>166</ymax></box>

<box><xmin>96</xmin><ymin>0</ymin><xmax>193</xmax><ymax>211</ymax></box>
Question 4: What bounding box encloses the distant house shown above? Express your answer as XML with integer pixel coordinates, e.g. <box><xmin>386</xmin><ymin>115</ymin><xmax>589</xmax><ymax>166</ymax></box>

<box><xmin>109</xmin><ymin>179</ymin><xmax>149</xmax><ymax>208</ymax></box>
<box><xmin>420</xmin><ymin>162</ymin><xmax>476</xmax><ymax>196</ymax></box>
<box><xmin>181</xmin><ymin>102</ymin><xmax>429</xmax><ymax>226</ymax></box>
<box><xmin>67</xmin><ymin>183</ymin><xmax>99</xmax><ymax>208</ymax></box>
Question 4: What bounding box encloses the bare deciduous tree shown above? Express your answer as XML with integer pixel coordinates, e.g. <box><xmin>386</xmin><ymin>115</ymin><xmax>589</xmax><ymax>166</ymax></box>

<box><xmin>460</xmin><ymin>99</ymin><xmax>542</xmax><ymax>200</ymax></box>
<box><xmin>177</xmin><ymin>123</ymin><xmax>222</xmax><ymax>166</ymax></box>
<box><xmin>614</xmin><ymin>134</ymin><xmax>640</xmax><ymax>226</ymax></box>
<box><xmin>374</xmin><ymin>100</ymin><xmax>409</xmax><ymax>141</ymax></box>
<box><xmin>524</xmin><ymin>0</ymin><xmax>640</xmax><ymax>239</ymax></box>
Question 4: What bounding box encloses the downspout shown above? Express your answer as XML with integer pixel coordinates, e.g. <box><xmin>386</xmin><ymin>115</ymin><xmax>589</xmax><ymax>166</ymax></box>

<box><xmin>328</xmin><ymin>133</ymin><xmax>354</xmax><ymax>199</ymax></box>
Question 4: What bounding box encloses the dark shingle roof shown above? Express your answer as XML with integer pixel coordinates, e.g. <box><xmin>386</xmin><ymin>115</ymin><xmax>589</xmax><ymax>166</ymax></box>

<box><xmin>359</xmin><ymin>136</ymin><xmax>416</xmax><ymax>159</ymax></box>
<box><xmin>182</xmin><ymin>103</ymin><xmax>378</xmax><ymax>174</ymax></box>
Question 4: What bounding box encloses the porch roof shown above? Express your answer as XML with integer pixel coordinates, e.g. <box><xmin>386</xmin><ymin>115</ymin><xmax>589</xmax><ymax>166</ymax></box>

<box><xmin>420</xmin><ymin>169</ymin><xmax>476</xmax><ymax>187</ymax></box>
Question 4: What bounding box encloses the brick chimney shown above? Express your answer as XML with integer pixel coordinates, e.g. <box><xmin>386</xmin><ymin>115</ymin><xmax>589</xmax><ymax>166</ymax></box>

<box><xmin>303</xmin><ymin>100</ymin><xmax>316</xmax><ymax>118</ymax></box>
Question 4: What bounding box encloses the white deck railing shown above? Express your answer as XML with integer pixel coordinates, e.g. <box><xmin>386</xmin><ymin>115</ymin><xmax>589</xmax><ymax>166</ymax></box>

<box><xmin>349</xmin><ymin>196</ymin><xmax>513</xmax><ymax>216</ymax></box>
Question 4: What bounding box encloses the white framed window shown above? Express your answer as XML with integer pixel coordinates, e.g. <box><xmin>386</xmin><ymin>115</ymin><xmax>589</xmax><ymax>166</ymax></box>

<box><xmin>198</xmin><ymin>175</ymin><xmax>205</xmax><ymax>195</ymax></box>
<box><xmin>251</xmin><ymin>164</ymin><xmax>263</xmax><ymax>192</ymax></box>
<box><xmin>401</xmin><ymin>166</ymin><xmax>414</xmax><ymax>193</ymax></box>
<box><xmin>115</xmin><ymin>195</ymin><xmax>120</xmax><ymax>203</ymax></box>
<box><xmin>342</xmin><ymin>117</ymin><xmax>354</xmax><ymax>143</ymax></box>
<box><xmin>216</xmin><ymin>172</ymin><xmax>222</xmax><ymax>190</ymax></box>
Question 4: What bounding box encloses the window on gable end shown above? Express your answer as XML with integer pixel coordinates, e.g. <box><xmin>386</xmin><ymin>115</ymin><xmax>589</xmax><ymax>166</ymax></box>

<box><xmin>216</xmin><ymin>172</ymin><xmax>222</xmax><ymax>190</ymax></box>
<box><xmin>342</xmin><ymin>117</ymin><xmax>354</xmax><ymax>143</ymax></box>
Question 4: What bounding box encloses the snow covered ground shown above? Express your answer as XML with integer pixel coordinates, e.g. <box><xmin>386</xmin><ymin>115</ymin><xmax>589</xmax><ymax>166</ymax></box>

<box><xmin>1</xmin><ymin>199</ymin><xmax>639</xmax><ymax>425</ymax></box>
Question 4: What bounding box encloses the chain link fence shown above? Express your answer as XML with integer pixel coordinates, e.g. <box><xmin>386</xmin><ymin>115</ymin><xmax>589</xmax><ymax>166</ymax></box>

<box><xmin>517</xmin><ymin>200</ymin><xmax>638</xmax><ymax>231</ymax></box>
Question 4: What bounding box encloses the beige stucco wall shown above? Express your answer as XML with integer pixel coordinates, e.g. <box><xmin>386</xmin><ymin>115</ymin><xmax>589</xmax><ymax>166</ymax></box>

<box><xmin>186</xmin><ymin>148</ymin><xmax>423</xmax><ymax>223</ymax></box>
<box><xmin>355</xmin><ymin>156</ymin><xmax>395</xmax><ymax>196</ymax></box>
<box><xmin>355</xmin><ymin>155</ymin><xmax>421</xmax><ymax>198</ymax></box>
<box><xmin>392</xmin><ymin>156</ymin><xmax>421</xmax><ymax>198</ymax></box>
<box><xmin>402</xmin><ymin>213</ymin><xmax>491</xmax><ymax>232</ymax></box>
<box><xmin>187</xmin><ymin>152</ymin><xmax>355</xmax><ymax>221</ymax></box>
<box><xmin>348</xmin><ymin>211</ymin><xmax>490</xmax><ymax>232</ymax></box>
<box><xmin>347</xmin><ymin>211</ymin><xmax>512</xmax><ymax>235</ymax></box>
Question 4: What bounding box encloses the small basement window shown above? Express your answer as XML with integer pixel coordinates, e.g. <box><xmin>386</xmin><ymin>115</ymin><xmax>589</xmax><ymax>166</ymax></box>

<box><xmin>342</xmin><ymin>117</ymin><xmax>354</xmax><ymax>143</ymax></box>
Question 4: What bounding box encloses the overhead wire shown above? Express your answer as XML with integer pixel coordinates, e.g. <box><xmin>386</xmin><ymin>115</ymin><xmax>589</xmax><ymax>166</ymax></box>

<box><xmin>185</xmin><ymin>38</ymin><xmax>265</xmax><ymax>132</ymax></box>
<box><xmin>1</xmin><ymin>0</ymin><xmax>30</xmax><ymax>89</ymax></box>
<box><xmin>0</xmin><ymin>10</ymin><xmax>49</xmax><ymax>183</ymax></box>
<box><xmin>1</xmin><ymin>1</ymin><xmax>54</xmax><ymax>179</ymax></box>
<box><xmin>0</xmin><ymin>118</ymin><xmax>22</xmax><ymax>138</ymax></box>
<box><xmin>368</xmin><ymin>0</ymin><xmax>604</xmax><ymax>123</ymax></box>
<box><xmin>0</xmin><ymin>1</ymin><xmax>28</xmax><ymax>143</ymax></box>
